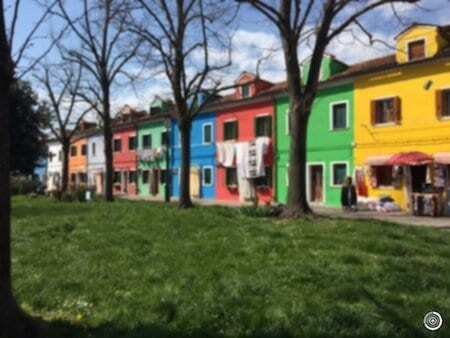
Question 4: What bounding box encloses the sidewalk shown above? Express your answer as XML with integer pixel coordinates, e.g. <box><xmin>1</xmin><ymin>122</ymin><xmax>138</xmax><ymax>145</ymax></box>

<box><xmin>122</xmin><ymin>195</ymin><xmax>450</xmax><ymax>229</ymax></box>
<box><xmin>313</xmin><ymin>206</ymin><xmax>450</xmax><ymax>229</ymax></box>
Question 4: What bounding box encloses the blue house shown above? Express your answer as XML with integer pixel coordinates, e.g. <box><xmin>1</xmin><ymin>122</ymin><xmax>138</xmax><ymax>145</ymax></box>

<box><xmin>171</xmin><ymin>111</ymin><xmax>217</xmax><ymax>200</ymax></box>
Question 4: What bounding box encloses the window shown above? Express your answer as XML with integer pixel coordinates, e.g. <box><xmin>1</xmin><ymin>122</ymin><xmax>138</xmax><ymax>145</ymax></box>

<box><xmin>48</xmin><ymin>152</ymin><xmax>55</xmax><ymax>163</ymax></box>
<box><xmin>446</xmin><ymin>90</ymin><xmax>450</xmax><ymax>118</ymax></box>
<box><xmin>371</xmin><ymin>97</ymin><xmax>401</xmax><ymax>125</ymax></box>
<box><xmin>81</xmin><ymin>144</ymin><xmax>87</xmax><ymax>156</ymax></box>
<box><xmin>203</xmin><ymin>123</ymin><xmax>213</xmax><ymax>144</ymax></box>
<box><xmin>375</xmin><ymin>166</ymin><xmax>393</xmax><ymax>187</ymax></box>
<box><xmin>142</xmin><ymin>134</ymin><xmax>152</xmax><ymax>149</ymax></box>
<box><xmin>114</xmin><ymin>171</ymin><xmax>121</xmax><ymax>183</ymax></box>
<box><xmin>160</xmin><ymin>170</ymin><xmax>167</xmax><ymax>184</ymax></box>
<box><xmin>113</xmin><ymin>139</ymin><xmax>122</xmax><ymax>152</ymax></box>
<box><xmin>437</xmin><ymin>89</ymin><xmax>450</xmax><ymax>119</ymax></box>
<box><xmin>161</xmin><ymin>131</ymin><xmax>169</xmax><ymax>146</ymax></box>
<box><xmin>92</xmin><ymin>143</ymin><xmax>96</xmax><ymax>156</ymax></box>
<box><xmin>255</xmin><ymin>167</ymin><xmax>273</xmax><ymax>188</ymax></box>
<box><xmin>79</xmin><ymin>173</ymin><xmax>87</xmax><ymax>184</ymax></box>
<box><xmin>408</xmin><ymin>39</ymin><xmax>425</xmax><ymax>61</ymax></box>
<box><xmin>128</xmin><ymin>136</ymin><xmax>136</xmax><ymax>150</ymax></box>
<box><xmin>332</xmin><ymin>163</ymin><xmax>348</xmax><ymax>186</ymax></box>
<box><xmin>58</xmin><ymin>151</ymin><xmax>62</xmax><ymax>161</ymax></box>
<box><xmin>331</xmin><ymin>102</ymin><xmax>348</xmax><ymax>130</ymax></box>
<box><xmin>129</xmin><ymin>171</ymin><xmax>136</xmax><ymax>183</ymax></box>
<box><xmin>202</xmin><ymin>167</ymin><xmax>213</xmax><ymax>186</ymax></box>
<box><xmin>224</xmin><ymin>121</ymin><xmax>238</xmax><ymax>141</ymax></box>
<box><xmin>142</xmin><ymin>170</ymin><xmax>149</xmax><ymax>184</ymax></box>
<box><xmin>225</xmin><ymin>167</ymin><xmax>237</xmax><ymax>187</ymax></box>
<box><xmin>242</xmin><ymin>84</ymin><xmax>250</xmax><ymax>98</ymax></box>
<box><xmin>70</xmin><ymin>146</ymin><xmax>77</xmax><ymax>157</ymax></box>
<box><xmin>70</xmin><ymin>173</ymin><xmax>76</xmax><ymax>182</ymax></box>
<box><xmin>255</xmin><ymin>115</ymin><xmax>272</xmax><ymax>137</ymax></box>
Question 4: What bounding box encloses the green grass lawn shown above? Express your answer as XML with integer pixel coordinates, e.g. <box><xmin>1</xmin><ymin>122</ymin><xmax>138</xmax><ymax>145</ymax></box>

<box><xmin>11</xmin><ymin>196</ymin><xmax>450</xmax><ymax>338</ymax></box>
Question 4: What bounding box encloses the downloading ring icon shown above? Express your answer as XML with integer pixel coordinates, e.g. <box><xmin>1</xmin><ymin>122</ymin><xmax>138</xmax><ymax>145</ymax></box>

<box><xmin>423</xmin><ymin>311</ymin><xmax>442</xmax><ymax>331</ymax></box>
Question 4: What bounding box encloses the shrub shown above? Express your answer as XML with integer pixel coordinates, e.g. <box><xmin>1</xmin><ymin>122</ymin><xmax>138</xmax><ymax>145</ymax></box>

<box><xmin>11</xmin><ymin>176</ymin><xmax>38</xmax><ymax>195</ymax></box>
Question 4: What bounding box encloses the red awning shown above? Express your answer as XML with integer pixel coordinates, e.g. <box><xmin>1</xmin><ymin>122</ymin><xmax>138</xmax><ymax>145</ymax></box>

<box><xmin>386</xmin><ymin>152</ymin><xmax>433</xmax><ymax>166</ymax></box>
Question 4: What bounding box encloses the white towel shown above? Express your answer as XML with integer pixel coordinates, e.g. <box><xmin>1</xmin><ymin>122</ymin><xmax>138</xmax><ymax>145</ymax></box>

<box><xmin>255</xmin><ymin>137</ymin><xmax>270</xmax><ymax>177</ymax></box>
<box><xmin>216</xmin><ymin>143</ymin><xmax>225</xmax><ymax>164</ymax></box>
<box><xmin>222</xmin><ymin>142</ymin><xmax>235</xmax><ymax>167</ymax></box>
<box><xmin>235</xmin><ymin>142</ymin><xmax>248</xmax><ymax>177</ymax></box>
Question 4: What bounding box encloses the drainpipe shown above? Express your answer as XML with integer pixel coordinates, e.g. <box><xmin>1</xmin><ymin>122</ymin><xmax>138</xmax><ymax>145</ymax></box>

<box><xmin>165</xmin><ymin>118</ymin><xmax>171</xmax><ymax>203</ymax></box>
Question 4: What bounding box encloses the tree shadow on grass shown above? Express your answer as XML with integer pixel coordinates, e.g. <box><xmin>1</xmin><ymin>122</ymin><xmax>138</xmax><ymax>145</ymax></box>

<box><xmin>40</xmin><ymin>321</ymin><xmax>299</xmax><ymax>338</ymax></box>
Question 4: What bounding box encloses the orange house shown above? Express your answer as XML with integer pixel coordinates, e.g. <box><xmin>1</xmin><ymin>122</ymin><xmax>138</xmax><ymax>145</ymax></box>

<box><xmin>69</xmin><ymin>136</ymin><xmax>88</xmax><ymax>188</ymax></box>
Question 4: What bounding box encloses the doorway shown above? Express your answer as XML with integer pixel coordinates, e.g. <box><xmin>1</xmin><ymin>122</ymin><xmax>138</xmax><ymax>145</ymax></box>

<box><xmin>411</xmin><ymin>165</ymin><xmax>427</xmax><ymax>192</ymax></box>
<box><xmin>309</xmin><ymin>164</ymin><xmax>324</xmax><ymax>203</ymax></box>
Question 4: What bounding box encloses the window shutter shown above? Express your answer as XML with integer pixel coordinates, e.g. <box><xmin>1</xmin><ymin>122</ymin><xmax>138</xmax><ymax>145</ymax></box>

<box><xmin>370</xmin><ymin>100</ymin><xmax>376</xmax><ymax>125</ymax></box>
<box><xmin>436</xmin><ymin>90</ymin><xmax>443</xmax><ymax>119</ymax></box>
<box><xmin>394</xmin><ymin>97</ymin><xmax>402</xmax><ymax>124</ymax></box>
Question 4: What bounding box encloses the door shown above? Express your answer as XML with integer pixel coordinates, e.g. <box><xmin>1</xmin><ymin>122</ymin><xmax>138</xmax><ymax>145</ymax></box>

<box><xmin>310</xmin><ymin>165</ymin><xmax>324</xmax><ymax>203</ymax></box>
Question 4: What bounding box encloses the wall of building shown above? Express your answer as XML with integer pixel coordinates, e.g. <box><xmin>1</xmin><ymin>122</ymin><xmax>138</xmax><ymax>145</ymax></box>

<box><xmin>276</xmin><ymin>82</ymin><xmax>355</xmax><ymax>207</ymax></box>
<box><xmin>171</xmin><ymin>112</ymin><xmax>217</xmax><ymax>200</ymax></box>
<box><xmin>87</xmin><ymin>133</ymin><xmax>105</xmax><ymax>193</ymax></box>
<box><xmin>216</xmin><ymin>101</ymin><xmax>275</xmax><ymax>204</ymax></box>
<box><xmin>355</xmin><ymin>59</ymin><xmax>450</xmax><ymax>209</ymax></box>
<box><xmin>138</xmin><ymin>121</ymin><xmax>168</xmax><ymax>198</ymax></box>
<box><xmin>113</xmin><ymin>127</ymin><xmax>138</xmax><ymax>195</ymax></box>
<box><xmin>69</xmin><ymin>138</ymin><xmax>88</xmax><ymax>186</ymax></box>
<box><xmin>47</xmin><ymin>142</ymin><xmax>62</xmax><ymax>191</ymax></box>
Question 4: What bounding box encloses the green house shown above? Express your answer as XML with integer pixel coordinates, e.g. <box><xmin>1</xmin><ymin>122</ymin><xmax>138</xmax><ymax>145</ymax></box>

<box><xmin>137</xmin><ymin>116</ymin><xmax>169</xmax><ymax>199</ymax></box>
<box><xmin>276</xmin><ymin>55</ymin><xmax>354</xmax><ymax>207</ymax></box>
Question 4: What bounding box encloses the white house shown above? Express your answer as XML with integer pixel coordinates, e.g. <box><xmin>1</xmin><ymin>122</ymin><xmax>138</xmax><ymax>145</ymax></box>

<box><xmin>46</xmin><ymin>140</ymin><xmax>63</xmax><ymax>192</ymax></box>
<box><xmin>87</xmin><ymin>132</ymin><xmax>105</xmax><ymax>194</ymax></box>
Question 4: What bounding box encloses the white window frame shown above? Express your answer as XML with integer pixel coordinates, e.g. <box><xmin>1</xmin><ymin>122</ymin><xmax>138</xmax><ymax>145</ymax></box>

<box><xmin>202</xmin><ymin>122</ymin><xmax>213</xmax><ymax>145</ymax></box>
<box><xmin>330</xmin><ymin>161</ymin><xmax>349</xmax><ymax>188</ymax></box>
<box><xmin>329</xmin><ymin>100</ymin><xmax>349</xmax><ymax>131</ymax></box>
<box><xmin>285</xmin><ymin>110</ymin><xmax>290</xmax><ymax>135</ymax></box>
<box><xmin>406</xmin><ymin>38</ymin><xmax>427</xmax><ymax>62</ymax></box>
<box><xmin>202</xmin><ymin>166</ymin><xmax>214</xmax><ymax>187</ymax></box>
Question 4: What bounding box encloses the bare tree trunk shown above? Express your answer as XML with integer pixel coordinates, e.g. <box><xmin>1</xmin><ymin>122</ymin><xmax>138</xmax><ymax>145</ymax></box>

<box><xmin>0</xmin><ymin>81</ymin><xmax>36</xmax><ymax>338</ymax></box>
<box><xmin>284</xmin><ymin>106</ymin><xmax>312</xmax><ymax>217</ymax></box>
<box><xmin>61</xmin><ymin>140</ymin><xmax>70</xmax><ymax>193</ymax></box>
<box><xmin>281</xmin><ymin>32</ymin><xmax>312</xmax><ymax>217</ymax></box>
<box><xmin>179</xmin><ymin>118</ymin><xmax>193</xmax><ymax>208</ymax></box>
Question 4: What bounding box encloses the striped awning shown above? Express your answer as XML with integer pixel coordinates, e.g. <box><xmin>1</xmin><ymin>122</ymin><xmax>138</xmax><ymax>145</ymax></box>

<box><xmin>434</xmin><ymin>153</ymin><xmax>450</xmax><ymax>164</ymax></box>
<box><xmin>366</xmin><ymin>155</ymin><xmax>391</xmax><ymax>166</ymax></box>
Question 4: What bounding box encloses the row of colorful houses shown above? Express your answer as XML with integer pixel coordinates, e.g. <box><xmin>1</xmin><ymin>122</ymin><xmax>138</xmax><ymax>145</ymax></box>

<box><xmin>46</xmin><ymin>23</ymin><xmax>450</xmax><ymax>212</ymax></box>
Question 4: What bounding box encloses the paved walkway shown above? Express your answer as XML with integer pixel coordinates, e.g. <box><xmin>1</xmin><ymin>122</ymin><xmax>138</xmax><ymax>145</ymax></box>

<box><xmin>313</xmin><ymin>206</ymin><xmax>450</xmax><ymax>229</ymax></box>
<box><xmin>123</xmin><ymin>196</ymin><xmax>450</xmax><ymax>229</ymax></box>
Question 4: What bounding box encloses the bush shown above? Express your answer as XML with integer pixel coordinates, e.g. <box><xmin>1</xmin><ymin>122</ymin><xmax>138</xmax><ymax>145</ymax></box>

<box><xmin>239</xmin><ymin>205</ymin><xmax>283</xmax><ymax>218</ymax></box>
<box><xmin>11</xmin><ymin>176</ymin><xmax>39</xmax><ymax>195</ymax></box>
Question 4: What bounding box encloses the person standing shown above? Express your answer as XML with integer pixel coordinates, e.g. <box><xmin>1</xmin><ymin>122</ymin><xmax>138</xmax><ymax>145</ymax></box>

<box><xmin>341</xmin><ymin>176</ymin><xmax>357</xmax><ymax>211</ymax></box>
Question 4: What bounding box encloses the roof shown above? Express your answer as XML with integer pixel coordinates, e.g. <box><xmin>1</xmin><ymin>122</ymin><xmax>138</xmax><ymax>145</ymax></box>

<box><xmin>394</xmin><ymin>22</ymin><xmax>439</xmax><ymax>38</ymax></box>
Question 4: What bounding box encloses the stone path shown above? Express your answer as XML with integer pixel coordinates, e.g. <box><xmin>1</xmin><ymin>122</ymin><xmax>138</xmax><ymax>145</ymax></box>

<box><xmin>313</xmin><ymin>206</ymin><xmax>450</xmax><ymax>229</ymax></box>
<box><xmin>123</xmin><ymin>195</ymin><xmax>450</xmax><ymax>229</ymax></box>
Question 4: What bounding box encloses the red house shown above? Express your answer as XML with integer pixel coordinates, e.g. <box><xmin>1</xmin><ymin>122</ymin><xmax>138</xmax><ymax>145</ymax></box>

<box><xmin>213</xmin><ymin>72</ymin><xmax>282</xmax><ymax>205</ymax></box>
<box><xmin>112</xmin><ymin>105</ymin><xmax>145</xmax><ymax>196</ymax></box>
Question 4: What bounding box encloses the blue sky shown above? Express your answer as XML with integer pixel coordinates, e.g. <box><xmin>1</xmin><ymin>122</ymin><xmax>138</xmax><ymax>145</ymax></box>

<box><xmin>7</xmin><ymin>0</ymin><xmax>450</xmax><ymax>112</ymax></box>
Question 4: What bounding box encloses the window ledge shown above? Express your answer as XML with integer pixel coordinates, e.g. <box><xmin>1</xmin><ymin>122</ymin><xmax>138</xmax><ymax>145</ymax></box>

<box><xmin>330</xmin><ymin>127</ymin><xmax>350</xmax><ymax>132</ymax></box>
<box><xmin>439</xmin><ymin>116</ymin><xmax>450</xmax><ymax>121</ymax></box>
<box><xmin>373</xmin><ymin>122</ymin><xmax>398</xmax><ymax>128</ymax></box>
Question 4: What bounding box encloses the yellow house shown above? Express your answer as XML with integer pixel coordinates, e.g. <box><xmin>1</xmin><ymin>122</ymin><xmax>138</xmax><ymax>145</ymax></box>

<box><xmin>335</xmin><ymin>23</ymin><xmax>450</xmax><ymax>212</ymax></box>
